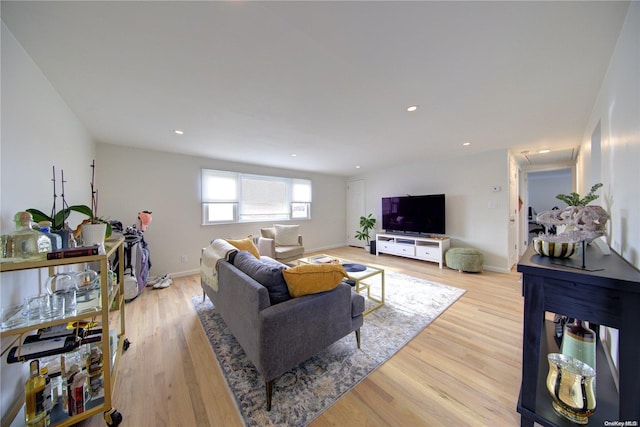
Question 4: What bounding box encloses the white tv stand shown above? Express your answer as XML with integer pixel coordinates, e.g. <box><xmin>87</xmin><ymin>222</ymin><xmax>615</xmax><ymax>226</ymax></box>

<box><xmin>376</xmin><ymin>233</ymin><xmax>450</xmax><ymax>268</ymax></box>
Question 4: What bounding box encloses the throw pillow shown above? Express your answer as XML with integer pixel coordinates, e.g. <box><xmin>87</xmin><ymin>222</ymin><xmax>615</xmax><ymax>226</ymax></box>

<box><xmin>260</xmin><ymin>227</ymin><xmax>276</xmax><ymax>240</ymax></box>
<box><xmin>225</xmin><ymin>235</ymin><xmax>260</xmax><ymax>259</ymax></box>
<box><xmin>275</xmin><ymin>224</ymin><xmax>299</xmax><ymax>246</ymax></box>
<box><xmin>282</xmin><ymin>264</ymin><xmax>348</xmax><ymax>298</ymax></box>
<box><xmin>233</xmin><ymin>251</ymin><xmax>290</xmax><ymax>304</ymax></box>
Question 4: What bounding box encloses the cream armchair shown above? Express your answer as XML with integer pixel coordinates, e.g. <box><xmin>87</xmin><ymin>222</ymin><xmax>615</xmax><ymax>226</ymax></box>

<box><xmin>257</xmin><ymin>225</ymin><xmax>304</xmax><ymax>264</ymax></box>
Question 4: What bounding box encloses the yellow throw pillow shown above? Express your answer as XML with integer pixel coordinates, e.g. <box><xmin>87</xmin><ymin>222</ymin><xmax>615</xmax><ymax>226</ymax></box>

<box><xmin>225</xmin><ymin>235</ymin><xmax>260</xmax><ymax>259</ymax></box>
<box><xmin>282</xmin><ymin>264</ymin><xmax>348</xmax><ymax>298</ymax></box>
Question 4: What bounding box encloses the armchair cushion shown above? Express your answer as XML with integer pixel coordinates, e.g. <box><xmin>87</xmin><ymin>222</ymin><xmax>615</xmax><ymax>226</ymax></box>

<box><xmin>275</xmin><ymin>224</ymin><xmax>300</xmax><ymax>246</ymax></box>
<box><xmin>275</xmin><ymin>244</ymin><xmax>304</xmax><ymax>260</ymax></box>
<box><xmin>260</xmin><ymin>227</ymin><xmax>276</xmax><ymax>240</ymax></box>
<box><xmin>282</xmin><ymin>264</ymin><xmax>348</xmax><ymax>297</ymax></box>
<box><xmin>233</xmin><ymin>251</ymin><xmax>290</xmax><ymax>304</ymax></box>
<box><xmin>226</xmin><ymin>235</ymin><xmax>260</xmax><ymax>259</ymax></box>
<box><xmin>258</xmin><ymin>227</ymin><xmax>304</xmax><ymax>263</ymax></box>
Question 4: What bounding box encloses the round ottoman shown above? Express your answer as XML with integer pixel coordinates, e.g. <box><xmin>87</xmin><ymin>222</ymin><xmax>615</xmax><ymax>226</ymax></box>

<box><xmin>445</xmin><ymin>248</ymin><xmax>484</xmax><ymax>273</ymax></box>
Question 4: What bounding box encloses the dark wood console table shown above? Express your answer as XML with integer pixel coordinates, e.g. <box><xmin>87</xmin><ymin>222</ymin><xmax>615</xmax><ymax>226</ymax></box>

<box><xmin>517</xmin><ymin>243</ymin><xmax>640</xmax><ymax>427</ymax></box>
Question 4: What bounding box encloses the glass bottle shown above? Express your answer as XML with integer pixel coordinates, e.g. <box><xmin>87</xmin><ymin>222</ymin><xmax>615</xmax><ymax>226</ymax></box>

<box><xmin>11</xmin><ymin>212</ymin><xmax>52</xmax><ymax>259</ymax></box>
<box><xmin>38</xmin><ymin>221</ymin><xmax>62</xmax><ymax>251</ymax></box>
<box><xmin>560</xmin><ymin>318</ymin><xmax>596</xmax><ymax>372</ymax></box>
<box><xmin>25</xmin><ymin>360</ymin><xmax>46</xmax><ymax>427</ymax></box>
<box><xmin>40</xmin><ymin>367</ymin><xmax>52</xmax><ymax>426</ymax></box>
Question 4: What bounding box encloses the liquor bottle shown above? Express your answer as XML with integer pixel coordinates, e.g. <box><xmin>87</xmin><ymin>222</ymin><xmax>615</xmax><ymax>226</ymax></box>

<box><xmin>11</xmin><ymin>212</ymin><xmax>52</xmax><ymax>259</ymax></box>
<box><xmin>38</xmin><ymin>221</ymin><xmax>62</xmax><ymax>251</ymax></box>
<box><xmin>25</xmin><ymin>360</ymin><xmax>46</xmax><ymax>427</ymax></box>
<box><xmin>60</xmin><ymin>356</ymin><xmax>68</xmax><ymax>414</ymax></box>
<box><xmin>40</xmin><ymin>367</ymin><xmax>52</xmax><ymax>426</ymax></box>
<box><xmin>561</xmin><ymin>318</ymin><xmax>596</xmax><ymax>371</ymax></box>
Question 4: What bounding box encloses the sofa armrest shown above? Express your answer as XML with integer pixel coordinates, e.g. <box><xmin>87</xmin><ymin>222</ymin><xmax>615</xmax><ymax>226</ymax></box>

<box><xmin>257</xmin><ymin>237</ymin><xmax>276</xmax><ymax>258</ymax></box>
<box><xmin>213</xmin><ymin>262</ymin><xmax>271</xmax><ymax>365</ymax></box>
<box><xmin>257</xmin><ymin>283</ymin><xmax>357</xmax><ymax>380</ymax></box>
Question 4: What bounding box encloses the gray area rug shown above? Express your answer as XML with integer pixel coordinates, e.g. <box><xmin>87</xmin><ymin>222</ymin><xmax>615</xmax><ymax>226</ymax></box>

<box><xmin>191</xmin><ymin>271</ymin><xmax>465</xmax><ymax>426</ymax></box>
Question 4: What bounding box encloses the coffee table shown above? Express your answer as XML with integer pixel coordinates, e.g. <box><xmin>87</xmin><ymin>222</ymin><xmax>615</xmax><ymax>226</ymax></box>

<box><xmin>297</xmin><ymin>254</ymin><xmax>385</xmax><ymax>315</ymax></box>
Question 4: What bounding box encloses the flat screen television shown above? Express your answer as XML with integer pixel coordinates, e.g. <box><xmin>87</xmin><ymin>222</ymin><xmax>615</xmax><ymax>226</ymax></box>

<box><xmin>382</xmin><ymin>194</ymin><xmax>445</xmax><ymax>235</ymax></box>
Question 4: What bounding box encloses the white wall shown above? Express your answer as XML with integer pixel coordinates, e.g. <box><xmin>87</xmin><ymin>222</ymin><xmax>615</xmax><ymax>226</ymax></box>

<box><xmin>0</xmin><ymin>22</ymin><xmax>96</xmax><ymax>419</ymax></box>
<box><xmin>351</xmin><ymin>149</ymin><xmax>511</xmax><ymax>272</ymax></box>
<box><xmin>95</xmin><ymin>143</ymin><xmax>347</xmax><ymax>276</ymax></box>
<box><xmin>576</xmin><ymin>2</ymin><xmax>639</xmax><ymax>374</ymax></box>
<box><xmin>578</xmin><ymin>2</ymin><xmax>639</xmax><ymax>269</ymax></box>
<box><xmin>528</xmin><ymin>169</ymin><xmax>572</xmax><ymax>212</ymax></box>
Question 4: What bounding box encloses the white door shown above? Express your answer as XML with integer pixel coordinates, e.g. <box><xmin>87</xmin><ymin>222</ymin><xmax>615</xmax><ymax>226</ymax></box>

<box><xmin>508</xmin><ymin>155</ymin><xmax>519</xmax><ymax>268</ymax></box>
<box><xmin>346</xmin><ymin>179</ymin><xmax>365</xmax><ymax>247</ymax></box>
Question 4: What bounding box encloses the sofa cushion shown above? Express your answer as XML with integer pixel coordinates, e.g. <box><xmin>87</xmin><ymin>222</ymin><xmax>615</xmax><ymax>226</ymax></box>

<box><xmin>233</xmin><ymin>251</ymin><xmax>290</xmax><ymax>304</ymax></box>
<box><xmin>275</xmin><ymin>224</ymin><xmax>300</xmax><ymax>246</ymax></box>
<box><xmin>226</xmin><ymin>235</ymin><xmax>260</xmax><ymax>259</ymax></box>
<box><xmin>282</xmin><ymin>264</ymin><xmax>348</xmax><ymax>298</ymax></box>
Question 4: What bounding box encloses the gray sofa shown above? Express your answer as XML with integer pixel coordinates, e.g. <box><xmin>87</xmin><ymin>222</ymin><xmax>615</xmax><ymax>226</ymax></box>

<box><xmin>201</xmin><ymin>250</ymin><xmax>365</xmax><ymax>410</ymax></box>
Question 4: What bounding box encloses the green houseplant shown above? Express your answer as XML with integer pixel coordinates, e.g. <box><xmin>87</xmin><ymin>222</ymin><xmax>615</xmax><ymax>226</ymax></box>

<box><xmin>355</xmin><ymin>213</ymin><xmax>376</xmax><ymax>248</ymax></box>
<box><xmin>556</xmin><ymin>183</ymin><xmax>603</xmax><ymax>206</ymax></box>
<box><xmin>26</xmin><ymin>167</ymin><xmax>85</xmax><ymax>231</ymax></box>
<box><xmin>76</xmin><ymin>160</ymin><xmax>112</xmax><ymax>242</ymax></box>
<box><xmin>27</xmin><ymin>162</ymin><xmax>111</xmax><ymax>243</ymax></box>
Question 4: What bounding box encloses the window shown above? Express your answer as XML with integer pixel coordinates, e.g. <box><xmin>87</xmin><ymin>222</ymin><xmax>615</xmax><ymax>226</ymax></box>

<box><xmin>201</xmin><ymin>169</ymin><xmax>312</xmax><ymax>225</ymax></box>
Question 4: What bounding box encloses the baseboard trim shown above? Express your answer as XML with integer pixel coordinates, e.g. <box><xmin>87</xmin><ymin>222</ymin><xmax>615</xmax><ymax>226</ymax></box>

<box><xmin>170</xmin><ymin>268</ymin><xmax>200</xmax><ymax>278</ymax></box>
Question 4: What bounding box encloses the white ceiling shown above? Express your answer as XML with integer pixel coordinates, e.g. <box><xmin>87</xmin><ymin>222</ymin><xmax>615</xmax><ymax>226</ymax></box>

<box><xmin>1</xmin><ymin>1</ymin><xmax>630</xmax><ymax>176</ymax></box>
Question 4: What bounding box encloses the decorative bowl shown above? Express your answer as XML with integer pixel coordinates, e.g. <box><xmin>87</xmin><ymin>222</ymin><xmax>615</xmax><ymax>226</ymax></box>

<box><xmin>532</xmin><ymin>238</ymin><xmax>579</xmax><ymax>258</ymax></box>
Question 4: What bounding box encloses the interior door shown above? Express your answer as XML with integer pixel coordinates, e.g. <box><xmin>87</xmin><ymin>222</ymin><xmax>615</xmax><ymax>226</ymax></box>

<box><xmin>346</xmin><ymin>179</ymin><xmax>365</xmax><ymax>247</ymax></box>
<box><xmin>508</xmin><ymin>155</ymin><xmax>519</xmax><ymax>268</ymax></box>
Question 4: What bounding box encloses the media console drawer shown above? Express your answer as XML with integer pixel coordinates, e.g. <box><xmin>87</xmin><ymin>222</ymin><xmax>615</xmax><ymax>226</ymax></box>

<box><xmin>416</xmin><ymin>246</ymin><xmax>438</xmax><ymax>261</ymax></box>
<box><xmin>391</xmin><ymin>244</ymin><xmax>415</xmax><ymax>257</ymax></box>
<box><xmin>378</xmin><ymin>241</ymin><xmax>395</xmax><ymax>253</ymax></box>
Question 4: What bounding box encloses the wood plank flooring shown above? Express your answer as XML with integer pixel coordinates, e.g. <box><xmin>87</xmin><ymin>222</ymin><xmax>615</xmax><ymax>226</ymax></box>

<box><xmin>81</xmin><ymin>246</ymin><xmax>525</xmax><ymax>426</ymax></box>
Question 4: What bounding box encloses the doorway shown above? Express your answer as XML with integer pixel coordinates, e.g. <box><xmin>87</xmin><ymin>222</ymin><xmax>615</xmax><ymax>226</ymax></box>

<box><xmin>346</xmin><ymin>179</ymin><xmax>365</xmax><ymax>247</ymax></box>
<box><xmin>526</xmin><ymin>168</ymin><xmax>573</xmax><ymax>242</ymax></box>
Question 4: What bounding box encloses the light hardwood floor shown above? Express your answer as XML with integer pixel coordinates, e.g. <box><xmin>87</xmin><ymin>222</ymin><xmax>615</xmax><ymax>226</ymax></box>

<box><xmin>81</xmin><ymin>246</ymin><xmax>525</xmax><ymax>427</ymax></box>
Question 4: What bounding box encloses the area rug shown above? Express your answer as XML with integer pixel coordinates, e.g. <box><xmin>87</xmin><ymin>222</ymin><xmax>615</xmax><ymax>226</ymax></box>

<box><xmin>191</xmin><ymin>271</ymin><xmax>465</xmax><ymax>426</ymax></box>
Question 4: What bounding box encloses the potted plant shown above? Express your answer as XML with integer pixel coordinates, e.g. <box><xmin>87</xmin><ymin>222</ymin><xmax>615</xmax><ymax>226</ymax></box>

<box><xmin>355</xmin><ymin>213</ymin><xmax>376</xmax><ymax>251</ymax></box>
<box><xmin>27</xmin><ymin>163</ymin><xmax>111</xmax><ymax>247</ymax></box>
<box><xmin>533</xmin><ymin>183</ymin><xmax>608</xmax><ymax>257</ymax></box>
<box><xmin>556</xmin><ymin>183</ymin><xmax>603</xmax><ymax>206</ymax></box>
<box><xmin>26</xmin><ymin>167</ymin><xmax>89</xmax><ymax>248</ymax></box>
<box><xmin>76</xmin><ymin>160</ymin><xmax>112</xmax><ymax>245</ymax></box>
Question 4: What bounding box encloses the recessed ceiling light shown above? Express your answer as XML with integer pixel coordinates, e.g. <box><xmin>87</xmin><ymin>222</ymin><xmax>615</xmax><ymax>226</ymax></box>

<box><xmin>538</xmin><ymin>149</ymin><xmax>551</xmax><ymax>154</ymax></box>
<box><xmin>173</xmin><ymin>129</ymin><xmax>184</xmax><ymax>135</ymax></box>
<box><xmin>406</xmin><ymin>105</ymin><xmax>418</xmax><ymax>112</ymax></box>
<box><xmin>463</xmin><ymin>142</ymin><xmax>471</xmax><ymax>146</ymax></box>
<box><xmin>356</xmin><ymin>165</ymin><xmax>361</xmax><ymax>169</ymax></box>
<box><xmin>291</xmin><ymin>154</ymin><xmax>297</xmax><ymax>157</ymax></box>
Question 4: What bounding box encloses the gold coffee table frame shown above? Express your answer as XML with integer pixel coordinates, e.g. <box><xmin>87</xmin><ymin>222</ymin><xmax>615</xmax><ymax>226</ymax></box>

<box><xmin>297</xmin><ymin>254</ymin><xmax>385</xmax><ymax>315</ymax></box>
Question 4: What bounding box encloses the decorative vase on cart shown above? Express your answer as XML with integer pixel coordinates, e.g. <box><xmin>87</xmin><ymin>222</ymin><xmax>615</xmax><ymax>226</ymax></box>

<box><xmin>546</xmin><ymin>353</ymin><xmax>596</xmax><ymax>424</ymax></box>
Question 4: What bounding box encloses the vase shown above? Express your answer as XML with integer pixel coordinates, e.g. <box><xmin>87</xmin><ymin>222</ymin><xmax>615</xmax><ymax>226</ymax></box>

<box><xmin>81</xmin><ymin>223</ymin><xmax>107</xmax><ymax>247</ymax></box>
<box><xmin>561</xmin><ymin>318</ymin><xmax>596</xmax><ymax>372</ymax></box>
<box><xmin>546</xmin><ymin>353</ymin><xmax>596</xmax><ymax>424</ymax></box>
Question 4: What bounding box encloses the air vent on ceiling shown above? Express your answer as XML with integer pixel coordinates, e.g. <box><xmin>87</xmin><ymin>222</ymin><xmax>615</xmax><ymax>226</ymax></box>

<box><xmin>523</xmin><ymin>148</ymin><xmax>576</xmax><ymax>165</ymax></box>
